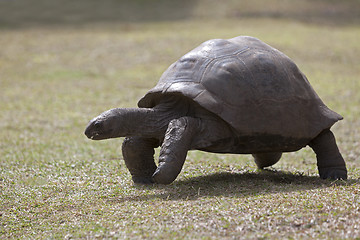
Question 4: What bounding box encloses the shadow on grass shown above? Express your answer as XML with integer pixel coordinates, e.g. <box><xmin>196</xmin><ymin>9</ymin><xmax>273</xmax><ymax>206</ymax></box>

<box><xmin>116</xmin><ymin>169</ymin><xmax>356</xmax><ymax>202</ymax></box>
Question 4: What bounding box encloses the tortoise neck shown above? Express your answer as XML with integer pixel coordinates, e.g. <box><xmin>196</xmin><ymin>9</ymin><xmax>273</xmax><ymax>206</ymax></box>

<box><xmin>117</xmin><ymin>96</ymin><xmax>191</xmax><ymax>139</ymax></box>
<box><xmin>120</xmin><ymin>107</ymin><xmax>174</xmax><ymax>139</ymax></box>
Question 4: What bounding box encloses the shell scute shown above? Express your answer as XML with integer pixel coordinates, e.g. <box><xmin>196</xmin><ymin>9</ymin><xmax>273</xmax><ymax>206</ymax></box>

<box><xmin>138</xmin><ymin>36</ymin><xmax>342</xmax><ymax>146</ymax></box>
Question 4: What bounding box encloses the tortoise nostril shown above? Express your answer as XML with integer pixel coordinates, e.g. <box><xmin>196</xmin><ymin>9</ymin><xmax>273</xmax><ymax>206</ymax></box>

<box><xmin>84</xmin><ymin>127</ymin><xmax>92</xmax><ymax>138</ymax></box>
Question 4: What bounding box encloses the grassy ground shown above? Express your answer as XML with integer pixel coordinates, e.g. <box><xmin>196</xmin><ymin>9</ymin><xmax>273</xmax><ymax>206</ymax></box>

<box><xmin>1</xmin><ymin>0</ymin><xmax>360</xmax><ymax>239</ymax></box>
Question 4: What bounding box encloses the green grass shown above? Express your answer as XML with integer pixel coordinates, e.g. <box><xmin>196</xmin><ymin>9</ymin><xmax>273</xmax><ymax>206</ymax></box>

<box><xmin>1</xmin><ymin>0</ymin><xmax>360</xmax><ymax>239</ymax></box>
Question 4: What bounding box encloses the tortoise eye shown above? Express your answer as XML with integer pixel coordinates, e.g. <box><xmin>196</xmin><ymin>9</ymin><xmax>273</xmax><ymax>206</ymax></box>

<box><xmin>94</xmin><ymin>122</ymin><xmax>102</xmax><ymax>129</ymax></box>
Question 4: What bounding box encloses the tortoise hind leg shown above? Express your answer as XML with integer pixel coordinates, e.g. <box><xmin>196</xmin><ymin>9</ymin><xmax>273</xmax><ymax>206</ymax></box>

<box><xmin>122</xmin><ymin>137</ymin><xmax>159</xmax><ymax>184</ymax></box>
<box><xmin>252</xmin><ymin>152</ymin><xmax>282</xmax><ymax>169</ymax></box>
<box><xmin>308</xmin><ymin>129</ymin><xmax>347</xmax><ymax>180</ymax></box>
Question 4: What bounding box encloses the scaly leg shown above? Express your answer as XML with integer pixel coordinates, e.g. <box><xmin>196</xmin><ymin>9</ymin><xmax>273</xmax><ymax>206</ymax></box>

<box><xmin>308</xmin><ymin>129</ymin><xmax>347</xmax><ymax>180</ymax></box>
<box><xmin>122</xmin><ymin>137</ymin><xmax>159</xmax><ymax>184</ymax></box>
<box><xmin>152</xmin><ymin>117</ymin><xmax>200</xmax><ymax>184</ymax></box>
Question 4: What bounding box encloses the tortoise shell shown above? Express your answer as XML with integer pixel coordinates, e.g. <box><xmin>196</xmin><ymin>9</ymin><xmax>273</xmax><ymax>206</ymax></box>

<box><xmin>138</xmin><ymin>36</ymin><xmax>342</xmax><ymax>151</ymax></box>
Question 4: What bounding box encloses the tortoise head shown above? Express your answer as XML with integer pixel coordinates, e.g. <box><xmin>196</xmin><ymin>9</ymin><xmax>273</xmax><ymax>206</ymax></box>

<box><xmin>85</xmin><ymin>108</ymin><xmax>126</xmax><ymax>140</ymax></box>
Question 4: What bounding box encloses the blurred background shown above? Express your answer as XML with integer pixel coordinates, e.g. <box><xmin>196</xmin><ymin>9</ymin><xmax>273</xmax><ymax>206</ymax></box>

<box><xmin>1</xmin><ymin>0</ymin><xmax>359</xmax><ymax>178</ymax></box>
<box><xmin>1</xmin><ymin>0</ymin><xmax>359</xmax><ymax>27</ymax></box>
<box><xmin>1</xmin><ymin>0</ymin><xmax>360</xmax><ymax>191</ymax></box>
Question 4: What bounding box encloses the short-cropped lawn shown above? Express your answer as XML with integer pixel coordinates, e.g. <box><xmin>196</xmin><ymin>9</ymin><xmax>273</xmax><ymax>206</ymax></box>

<box><xmin>1</xmin><ymin>0</ymin><xmax>359</xmax><ymax>239</ymax></box>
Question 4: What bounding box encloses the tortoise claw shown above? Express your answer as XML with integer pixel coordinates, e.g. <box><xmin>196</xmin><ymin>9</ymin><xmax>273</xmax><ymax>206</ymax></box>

<box><xmin>319</xmin><ymin>167</ymin><xmax>347</xmax><ymax>180</ymax></box>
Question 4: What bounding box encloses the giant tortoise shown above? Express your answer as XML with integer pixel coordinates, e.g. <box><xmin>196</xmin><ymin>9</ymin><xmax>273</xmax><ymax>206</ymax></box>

<box><xmin>85</xmin><ymin>36</ymin><xmax>347</xmax><ymax>184</ymax></box>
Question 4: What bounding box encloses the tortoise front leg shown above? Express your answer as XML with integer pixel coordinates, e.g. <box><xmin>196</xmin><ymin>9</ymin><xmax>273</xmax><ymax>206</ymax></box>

<box><xmin>122</xmin><ymin>137</ymin><xmax>159</xmax><ymax>184</ymax></box>
<box><xmin>308</xmin><ymin>129</ymin><xmax>347</xmax><ymax>180</ymax></box>
<box><xmin>152</xmin><ymin>117</ymin><xmax>200</xmax><ymax>184</ymax></box>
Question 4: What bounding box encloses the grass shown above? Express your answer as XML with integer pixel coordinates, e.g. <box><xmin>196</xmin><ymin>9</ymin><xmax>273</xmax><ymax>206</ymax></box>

<box><xmin>1</xmin><ymin>0</ymin><xmax>360</xmax><ymax>239</ymax></box>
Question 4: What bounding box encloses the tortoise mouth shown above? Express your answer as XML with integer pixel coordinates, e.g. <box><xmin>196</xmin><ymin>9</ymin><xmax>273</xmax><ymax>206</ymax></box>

<box><xmin>85</xmin><ymin>129</ymin><xmax>114</xmax><ymax>140</ymax></box>
<box><xmin>89</xmin><ymin>132</ymin><xmax>101</xmax><ymax>140</ymax></box>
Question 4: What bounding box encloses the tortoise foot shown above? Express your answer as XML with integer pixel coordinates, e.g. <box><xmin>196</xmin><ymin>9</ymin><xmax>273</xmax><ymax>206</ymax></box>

<box><xmin>151</xmin><ymin>163</ymin><xmax>178</xmax><ymax>185</ymax></box>
<box><xmin>132</xmin><ymin>176</ymin><xmax>155</xmax><ymax>184</ymax></box>
<box><xmin>319</xmin><ymin>166</ymin><xmax>347</xmax><ymax>180</ymax></box>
